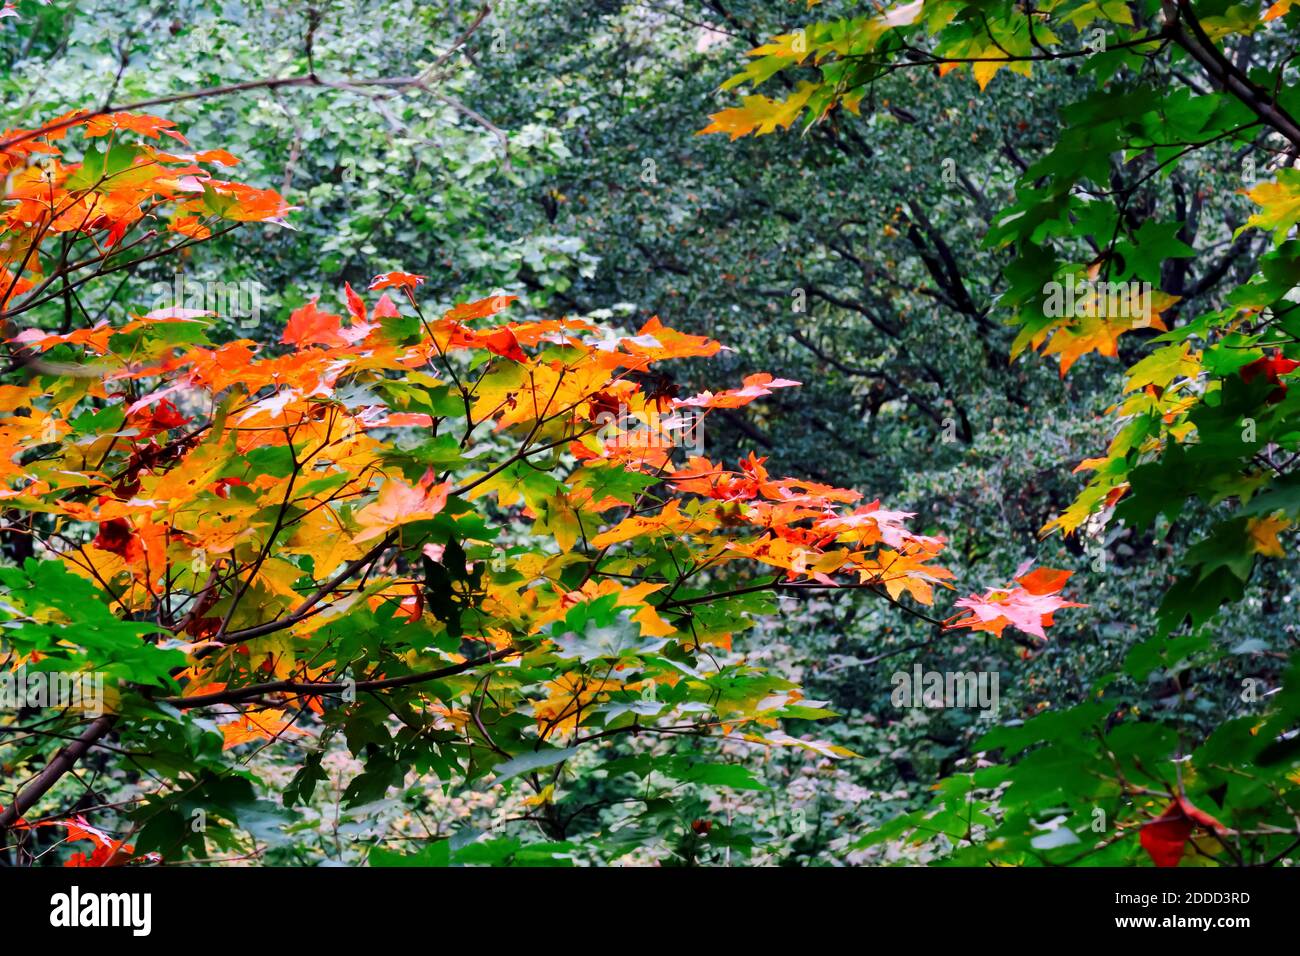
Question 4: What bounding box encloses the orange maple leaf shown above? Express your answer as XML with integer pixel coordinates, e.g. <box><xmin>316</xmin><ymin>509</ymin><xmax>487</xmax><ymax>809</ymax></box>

<box><xmin>354</xmin><ymin>476</ymin><xmax>451</xmax><ymax>543</ymax></box>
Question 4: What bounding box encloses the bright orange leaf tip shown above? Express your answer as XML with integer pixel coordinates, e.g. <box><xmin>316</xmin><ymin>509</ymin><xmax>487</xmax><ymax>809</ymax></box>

<box><xmin>157</xmin><ymin>147</ymin><xmax>240</xmax><ymax>167</ymax></box>
<box><xmin>1264</xmin><ymin>0</ymin><xmax>1294</xmax><ymax>20</ymax></box>
<box><xmin>369</xmin><ymin>271</ymin><xmax>427</xmax><ymax>292</ymax></box>
<box><xmin>673</xmin><ymin>372</ymin><xmax>800</xmax><ymax>409</ymax></box>
<box><xmin>342</xmin><ymin>281</ymin><xmax>399</xmax><ymax>324</ymax></box>
<box><xmin>446</xmin><ymin>294</ymin><xmax>519</xmax><ymax>322</ymax></box>
<box><xmin>83</xmin><ymin>111</ymin><xmax>188</xmax><ymax>143</ymax></box>
<box><xmin>281</xmin><ymin>298</ymin><xmax>351</xmax><ymax>349</ymax></box>
<box><xmin>353</xmin><ymin>473</ymin><xmax>450</xmax><ymax>543</ymax></box>
<box><xmin>948</xmin><ymin>562</ymin><xmax>1085</xmax><ymax>640</ymax></box>
<box><xmin>10</xmin><ymin>815</ymin><xmax>155</xmax><ymax>867</ymax></box>
<box><xmin>219</xmin><ymin>709</ymin><xmax>313</xmax><ymax>750</ymax></box>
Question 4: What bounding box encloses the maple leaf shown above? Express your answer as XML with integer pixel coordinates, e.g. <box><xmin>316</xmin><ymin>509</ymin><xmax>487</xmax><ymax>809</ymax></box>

<box><xmin>1015</xmin><ymin>565</ymin><xmax>1074</xmax><ymax>595</ymax></box>
<box><xmin>11</xmin><ymin>816</ymin><xmax>146</xmax><ymax>867</ymax></box>
<box><xmin>212</xmin><ymin>476</ymin><xmax>248</xmax><ymax>499</ymax></box>
<box><xmin>937</xmin><ymin>30</ymin><xmax>1033</xmax><ymax>92</ymax></box>
<box><xmin>673</xmin><ymin>372</ymin><xmax>801</xmax><ymax>409</ymax></box>
<box><xmin>190</xmin><ymin>180</ymin><xmax>293</xmax><ymax>223</ymax></box>
<box><xmin>63</xmin><ymin>817</ymin><xmax>140</xmax><ymax>867</ymax></box>
<box><xmin>92</xmin><ymin>518</ymin><xmax>139</xmax><ymax>562</ymax></box>
<box><xmin>1240</xmin><ymin>351</ymin><xmax>1300</xmax><ymax>403</ymax></box>
<box><xmin>369</xmin><ymin>271</ymin><xmax>427</xmax><ymax>292</ymax></box>
<box><xmin>1247</xmin><ymin>514</ymin><xmax>1289</xmax><ymax>558</ymax></box>
<box><xmin>590</xmin><ymin>499</ymin><xmax>718</xmax><ymax>548</ymax></box>
<box><xmin>479</xmin><ymin>325</ymin><xmax>528</xmax><ymax>362</ymax></box>
<box><xmin>726</xmin><ymin>535</ymin><xmax>848</xmax><ymax>582</ymax></box>
<box><xmin>191</xmin><ymin>148</ymin><xmax>240</xmax><ymax>166</ymax></box>
<box><xmin>1123</xmin><ymin>342</ymin><xmax>1202</xmax><ymax>393</ymax></box>
<box><xmin>12</xmin><ymin>320</ymin><xmax>130</xmax><ymax>354</ymax></box>
<box><xmin>697</xmin><ymin>82</ymin><xmax>817</xmax><ymax>139</ymax></box>
<box><xmin>1042</xmin><ymin>308</ymin><xmax>1172</xmax><ymax>376</ymax></box>
<box><xmin>949</xmin><ymin>566</ymin><xmax>1084</xmax><ymax>640</ymax></box>
<box><xmin>343</xmin><ymin>281</ymin><xmax>367</xmax><ymax>322</ymax></box>
<box><xmin>1242</xmin><ymin>169</ymin><xmax>1300</xmax><ymax>243</ymax></box>
<box><xmin>1139</xmin><ymin>796</ymin><xmax>1229</xmax><ymax>867</ymax></box>
<box><xmin>282</xmin><ymin>298</ymin><xmax>348</xmax><ymax>348</ymax></box>
<box><xmin>219</xmin><ymin>709</ymin><xmax>311</xmax><ymax>750</ymax></box>
<box><xmin>83</xmin><ymin>112</ymin><xmax>187</xmax><ymax>142</ymax></box>
<box><xmin>167</xmin><ymin>214</ymin><xmax>211</xmax><ymax>238</ymax></box>
<box><xmin>533</xmin><ymin>672</ymin><xmax>621</xmax><ymax>734</ymax></box>
<box><xmin>354</xmin><ymin>476</ymin><xmax>450</xmax><ymax>543</ymax></box>
<box><xmin>815</xmin><ymin>502</ymin><xmax>938</xmax><ymax>549</ymax></box>
<box><xmin>606</xmin><ymin>316</ymin><xmax>724</xmax><ymax>364</ymax></box>
<box><xmin>125</xmin><ymin>397</ymin><xmax>190</xmax><ymax>439</ymax></box>
<box><xmin>857</xmin><ymin>543</ymin><xmax>953</xmax><ymax>604</ymax></box>
<box><xmin>445</xmin><ymin>294</ymin><xmax>518</xmax><ymax>322</ymax></box>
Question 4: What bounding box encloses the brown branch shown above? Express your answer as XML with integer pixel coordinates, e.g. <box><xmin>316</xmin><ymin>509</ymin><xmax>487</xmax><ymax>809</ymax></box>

<box><xmin>0</xmin><ymin>715</ymin><xmax>116</xmax><ymax>834</ymax></box>
<box><xmin>1162</xmin><ymin>0</ymin><xmax>1300</xmax><ymax>149</ymax></box>
<box><xmin>162</xmin><ymin>647</ymin><xmax>517</xmax><ymax>709</ymax></box>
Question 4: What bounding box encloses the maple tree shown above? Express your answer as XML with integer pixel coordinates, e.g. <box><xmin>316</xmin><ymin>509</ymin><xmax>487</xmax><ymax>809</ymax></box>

<box><xmin>0</xmin><ymin>108</ymin><xmax>289</xmax><ymax>321</ymax></box>
<box><xmin>0</xmin><ymin>102</ymin><xmax>1083</xmax><ymax>865</ymax></box>
<box><xmin>707</xmin><ymin>0</ymin><xmax>1300</xmax><ymax>866</ymax></box>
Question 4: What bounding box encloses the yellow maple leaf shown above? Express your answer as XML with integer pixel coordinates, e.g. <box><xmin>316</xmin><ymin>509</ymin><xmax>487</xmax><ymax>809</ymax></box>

<box><xmin>590</xmin><ymin>499</ymin><xmax>718</xmax><ymax>548</ymax></box>
<box><xmin>523</xmin><ymin>783</ymin><xmax>555</xmax><ymax>807</ymax></box>
<box><xmin>531</xmin><ymin>491</ymin><xmax>584</xmax><ymax>553</ymax></box>
<box><xmin>533</xmin><ymin>672</ymin><xmax>621</xmax><ymax>735</ymax></box>
<box><xmin>939</xmin><ymin>31</ymin><xmax>1033</xmax><ymax>92</ymax></box>
<box><xmin>1247</xmin><ymin>515</ymin><xmax>1290</xmax><ymax>558</ymax></box>
<box><xmin>611</xmin><ymin>580</ymin><xmax>676</xmax><ymax>637</ymax></box>
<box><xmin>1242</xmin><ymin>171</ymin><xmax>1300</xmax><ymax>243</ymax></box>
<box><xmin>219</xmin><ymin>709</ymin><xmax>310</xmax><ymax>750</ymax></box>
<box><xmin>1044</xmin><ymin>298</ymin><xmax>1174</xmax><ymax>376</ymax></box>
<box><xmin>1123</xmin><ymin>343</ymin><xmax>1202</xmax><ymax>393</ymax></box>
<box><xmin>697</xmin><ymin>83</ymin><xmax>816</xmax><ymax>139</ymax></box>
<box><xmin>281</xmin><ymin>506</ymin><xmax>364</xmax><ymax>579</ymax></box>
<box><xmin>856</xmin><ymin>544</ymin><xmax>953</xmax><ymax>604</ymax></box>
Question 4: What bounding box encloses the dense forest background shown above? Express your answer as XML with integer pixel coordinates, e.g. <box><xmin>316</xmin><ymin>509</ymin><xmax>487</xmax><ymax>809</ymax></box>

<box><xmin>2</xmin><ymin>0</ymin><xmax>1297</xmax><ymax>867</ymax></box>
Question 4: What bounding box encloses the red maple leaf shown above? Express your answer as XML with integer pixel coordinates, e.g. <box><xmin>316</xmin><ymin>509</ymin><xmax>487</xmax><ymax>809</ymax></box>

<box><xmin>343</xmin><ymin>281</ymin><xmax>367</xmax><ymax>322</ymax></box>
<box><xmin>1240</xmin><ymin>351</ymin><xmax>1300</xmax><ymax>403</ymax></box>
<box><xmin>92</xmin><ymin>517</ymin><xmax>137</xmax><ymax>560</ymax></box>
<box><xmin>479</xmin><ymin>326</ymin><xmax>527</xmax><ymax>363</ymax></box>
<box><xmin>125</xmin><ymin>397</ymin><xmax>190</xmax><ymax>440</ymax></box>
<box><xmin>150</xmin><ymin>398</ymin><xmax>189</xmax><ymax>430</ymax></box>
<box><xmin>368</xmin><ymin>271</ymin><xmax>426</xmax><ymax>292</ymax></box>
<box><xmin>1139</xmin><ymin>796</ymin><xmax>1228</xmax><ymax>867</ymax></box>
<box><xmin>282</xmin><ymin>298</ymin><xmax>347</xmax><ymax>348</ymax></box>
